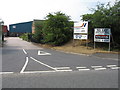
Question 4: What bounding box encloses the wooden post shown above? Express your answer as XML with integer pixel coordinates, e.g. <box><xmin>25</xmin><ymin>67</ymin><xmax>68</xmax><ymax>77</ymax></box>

<box><xmin>108</xmin><ymin>42</ymin><xmax>110</xmax><ymax>51</ymax></box>
<box><xmin>94</xmin><ymin>41</ymin><xmax>95</xmax><ymax>50</ymax></box>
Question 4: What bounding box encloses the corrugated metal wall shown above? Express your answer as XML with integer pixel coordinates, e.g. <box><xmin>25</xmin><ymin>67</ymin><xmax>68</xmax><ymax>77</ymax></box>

<box><xmin>9</xmin><ymin>21</ymin><xmax>33</xmax><ymax>33</ymax></box>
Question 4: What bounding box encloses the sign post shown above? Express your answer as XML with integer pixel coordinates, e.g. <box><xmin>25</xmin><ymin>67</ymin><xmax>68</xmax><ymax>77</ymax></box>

<box><xmin>73</xmin><ymin>21</ymin><xmax>88</xmax><ymax>47</ymax></box>
<box><xmin>94</xmin><ymin>28</ymin><xmax>111</xmax><ymax>51</ymax></box>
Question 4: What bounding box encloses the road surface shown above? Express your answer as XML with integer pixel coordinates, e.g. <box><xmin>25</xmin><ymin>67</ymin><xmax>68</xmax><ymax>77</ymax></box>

<box><xmin>1</xmin><ymin>37</ymin><xmax>119</xmax><ymax>88</ymax></box>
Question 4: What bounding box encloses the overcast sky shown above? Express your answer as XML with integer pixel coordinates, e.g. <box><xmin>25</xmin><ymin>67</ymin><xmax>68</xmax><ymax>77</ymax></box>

<box><xmin>0</xmin><ymin>0</ymin><xmax>116</xmax><ymax>26</ymax></box>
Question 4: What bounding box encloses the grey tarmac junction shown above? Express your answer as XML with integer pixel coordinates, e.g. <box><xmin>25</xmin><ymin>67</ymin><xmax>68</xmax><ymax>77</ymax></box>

<box><xmin>1</xmin><ymin>37</ymin><xmax>120</xmax><ymax>88</ymax></box>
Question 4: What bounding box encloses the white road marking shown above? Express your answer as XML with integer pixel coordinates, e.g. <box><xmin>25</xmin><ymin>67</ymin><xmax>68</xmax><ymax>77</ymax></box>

<box><xmin>22</xmin><ymin>49</ymin><xmax>27</xmax><ymax>54</ymax></box>
<box><xmin>18</xmin><ymin>70</ymin><xmax>73</xmax><ymax>74</ymax></box>
<box><xmin>77</xmin><ymin>67</ymin><xmax>92</xmax><ymax>71</ymax></box>
<box><xmin>107</xmin><ymin>65</ymin><xmax>117</xmax><ymax>67</ymax></box>
<box><xmin>54</xmin><ymin>67</ymin><xmax>72</xmax><ymax>71</ymax></box>
<box><xmin>56</xmin><ymin>70</ymin><xmax>73</xmax><ymax>72</ymax></box>
<box><xmin>54</xmin><ymin>67</ymin><xmax>70</xmax><ymax>69</ymax></box>
<box><xmin>20</xmin><ymin>57</ymin><xmax>29</xmax><ymax>73</ymax></box>
<box><xmin>78</xmin><ymin>69</ymin><xmax>90</xmax><ymax>71</ymax></box>
<box><xmin>76</xmin><ymin>67</ymin><xmax>87</xmax><ymax>69</ymax></box>
<box><xmin>94</xmin><ymin>68</ymin><xmax>106</xmax><ymax>70</ymax></box>
<box><xmin>38</xmin><ymin>50</ymin><xmax>51</xmax><ymax>55</ymax></box>
<box><xmin>111</xmin><ymin>67</ymin><xmax>120</xmax><ymax>70</ymax></box>
<box><xmin>0</xmin><ymin>72</ymin><xmax>14</xmax><ymax>74</ymax></box>
<box><xmin>91</xmin><ymin>66</ymin><xmax>103</xmax><ymax>68</ymax></box>
<box><xmin>30</xmin><ymin>57</ymin><xmax>56</xmax><ymax>71</ymax></box>
<box><xmin>22</xmin><ymin>71</ymin><xmax>56</xmax><ymax>74</ymax></box>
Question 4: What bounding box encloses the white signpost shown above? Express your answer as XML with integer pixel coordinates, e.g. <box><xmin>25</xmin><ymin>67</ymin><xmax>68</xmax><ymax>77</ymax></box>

<box><xmin>94</xmin><ymin>28</ymin><xmax>111</xmax><ymax>51</ymax></box>
<box><xmin>73</xmin><ymin>21</ymin><xmax>88</xmax><ymax>47</ymax></box>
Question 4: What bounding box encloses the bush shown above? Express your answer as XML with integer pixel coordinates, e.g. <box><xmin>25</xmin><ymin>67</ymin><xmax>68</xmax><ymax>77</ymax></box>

<box><xmin>20</xmin><ymin>33</ymin><xmax>32</xmax><ymax>41</ymax></box>
<box><xmin>43</xmin><ymin>12</ymin><xmax>73</xmax><ymax>46</ymax></box>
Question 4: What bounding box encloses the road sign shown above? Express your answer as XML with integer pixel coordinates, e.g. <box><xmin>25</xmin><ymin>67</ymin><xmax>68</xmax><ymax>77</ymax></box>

<box><xmin>94</xmin><ymin>28</ymin><xmax>111</xmax><ymax>42</ymax></box>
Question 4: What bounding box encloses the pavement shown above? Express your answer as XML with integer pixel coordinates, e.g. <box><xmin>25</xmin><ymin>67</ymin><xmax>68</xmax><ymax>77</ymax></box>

<box><xmin>1</xmin><ymin>37</ymin><xmax>120</xmax><ymax>88</ymax></box>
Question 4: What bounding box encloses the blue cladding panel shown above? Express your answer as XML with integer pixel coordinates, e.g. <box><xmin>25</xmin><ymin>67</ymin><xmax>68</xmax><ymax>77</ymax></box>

<box><xmin>9</xmin><ymin>21</ymin><xmax>33</xmax><ymax>33</ymax></box>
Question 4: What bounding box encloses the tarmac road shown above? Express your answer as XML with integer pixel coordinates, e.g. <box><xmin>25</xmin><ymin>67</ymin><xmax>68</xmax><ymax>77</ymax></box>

<box><xmin>1</xmin><ymin>37</ymin><xmax>119</xmax><ymax>88</ymax></box>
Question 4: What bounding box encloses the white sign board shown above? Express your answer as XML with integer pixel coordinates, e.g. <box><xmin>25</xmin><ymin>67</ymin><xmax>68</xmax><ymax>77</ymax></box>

<box><xmin>74</xmin><ymin>34</ymin><xmax>88</xmax><ymax>40</ymax></box>
<box><xmin>94</xmin><ymin>28</ymin><xmax>111</xmax><ymax>42</ymax></box>
<box><xmin>74</xmin><ymin>21</ymin><xmax>88</xmax><ymax>33</ymax></box>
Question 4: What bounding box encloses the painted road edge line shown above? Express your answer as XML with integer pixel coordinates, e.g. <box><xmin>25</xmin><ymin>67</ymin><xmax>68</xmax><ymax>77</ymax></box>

<box><xmin>23</xmin><ymin>49</ymin><xmax>27</xmax><ymax>54</ymax></box>
<box><xmin>20</xmin><ymin>57</ymin><xmax>29</xmax><ymax>73</ymax></box>
<box><xmin>0</xmin><ymin>72</ymin><xmax>13</xmax><ymax>74</ymax></box>
<box><xmin>30</xmin><ymin>57</ymin><xmax>56</xmax><ymax>71</ymax></box>
<box><xmin>21</xmin><ymin>71</ymin><xmax>56</xmax><ymax>74</ymax></box>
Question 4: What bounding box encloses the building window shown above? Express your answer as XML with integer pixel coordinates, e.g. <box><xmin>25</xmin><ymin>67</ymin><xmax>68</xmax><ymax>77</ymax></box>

<box><xmin>13</xmin><ymin>26</ymin><xmax>16</xmax><ymax>29</ymax></box>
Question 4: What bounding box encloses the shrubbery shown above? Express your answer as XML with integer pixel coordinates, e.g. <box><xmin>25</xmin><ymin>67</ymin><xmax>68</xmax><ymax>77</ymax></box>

<box><xmin>42</xmin><ymin>12</ymin><xmax>73</xmax><ymax>46</ymax></box>
<box><xmin>20</xmin><ymin>33</ymin><xmax>32</xmax><ymax>41</ymax></box>
<box><xmin>20</xmin><ymin>12</ymin><xmax>73</xmax><ymax>46</ymax></box>
<box><xmin>82</xmin><ymin>1</ymin><xmax>120</xmax><ymax>47</ymax></box>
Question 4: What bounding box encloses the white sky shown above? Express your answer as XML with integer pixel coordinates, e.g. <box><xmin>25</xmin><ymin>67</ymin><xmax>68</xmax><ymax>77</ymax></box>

<box><xmin>0</xmin><ymin>0</ymin><xmax>116</xmax><ymax>27</ymax></box>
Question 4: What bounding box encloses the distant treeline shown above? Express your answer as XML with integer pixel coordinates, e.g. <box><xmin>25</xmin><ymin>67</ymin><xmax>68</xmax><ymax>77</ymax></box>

<box><xmin>82</xmin><ymin>0</ymin><xmax>120</xmax><ymax>48</ymax></box>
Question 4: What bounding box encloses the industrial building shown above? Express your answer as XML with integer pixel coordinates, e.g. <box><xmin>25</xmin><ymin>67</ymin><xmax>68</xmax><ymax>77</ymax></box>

<box><xmin>9</xmin><ymin>21</ymin><xmax>33</xmax><ymax>36</ymax></box>
<box><xmin>9</xmin><ymin>20</ymin><xmax>44</xmax><ymax>37</ymax></box>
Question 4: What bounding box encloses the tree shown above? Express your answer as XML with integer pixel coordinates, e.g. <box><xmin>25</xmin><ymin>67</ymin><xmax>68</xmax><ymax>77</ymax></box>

<box><xmin>43</xmin><ymin>12</ymin><xmax>73</xmax><ymax>46</ymax></box>
<box><xmin>81</xmin><ymin>0</ymin><xmax>120</xmax><ymax>46</ymax></box>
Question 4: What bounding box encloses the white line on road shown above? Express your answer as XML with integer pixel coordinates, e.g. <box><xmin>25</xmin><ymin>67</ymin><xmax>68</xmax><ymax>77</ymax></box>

<box><xmin>94</xmin><ymin>68</ymin><xmax>106</xmax><ymax>70</ymax></box>
<box><xmin>107</xmin><ymin>65</ymin><xmax>117</xmax><ymax>67</ymax></box>
<box><xmin>21</xmin><ymin>71</ymin><xmax>56</xmax><ymax>74</ymax></box>
<box><xmin>30</xmin><ymin>57</ymin><xmax>56</xmax><ymax>71</ymax></box>
<box><xmin>20</xmin><ymin>57</ymin><xmax>29</xmax><ymax>73</ymax></box>
<box><xmin>38</xmin><ymin>50</ymin><xmax>51</xmax><ymax>55</ymax></box>
<box><xmin>54</xmin><ymin>67</ymin><xmax>72</xmax><ymax>71</ymax></box>
<box><xmin>56</xmin><ymin>70</ymin><xmax>73</xmax><ymax>72</ymax></box>
<box><xmin>78</xmin><ymin>69</ymin><xmax>90</xmax><ymax>71</ymax></box>
<box><xmin>0</xmin><ymin>72</ymin><xmax>14</xmax><ymax>74</ymax></box>
<box><xmin>111</xmin><ymin>67</ymin><xmax>120</xmax><ymax>70</ymax></box>
<box><xmin>18</xmin><ymin>70</ymin><xmax>73</xmax><ymax>74</ymax></box>
<box><xmin>54</xmin><ymin>67</ymin><xmax>70</xmax><ymax>69</ymax></box>
<box><xmin>22</xmin><ymin>49</ymin><xmax>27</xmax><ymax>54</ymax></box>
